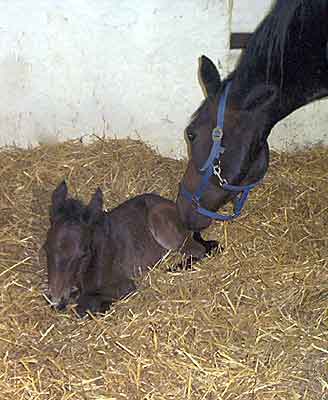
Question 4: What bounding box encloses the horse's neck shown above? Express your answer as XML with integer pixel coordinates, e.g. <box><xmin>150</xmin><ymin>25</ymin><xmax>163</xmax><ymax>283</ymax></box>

<box><xmin>231</xmin><ymin>66</ymin><xmax>328</xmax><ymax>133</ymax></box>
<box><xmin>232</xmin><ymin>0</ymin><xmax>328</xmax><ymax>128</ymax></box>
<box><xmin>273</xmin><ymin>89</ymin><xmax>327</xmax><ymax>126</ymax></box>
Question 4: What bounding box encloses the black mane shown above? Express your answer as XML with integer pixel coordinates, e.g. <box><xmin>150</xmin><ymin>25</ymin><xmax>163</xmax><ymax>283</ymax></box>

<box><xmin>231</xmin><ymin>0</ymin><xmax>328</xmax><ymax>88</ymax></box>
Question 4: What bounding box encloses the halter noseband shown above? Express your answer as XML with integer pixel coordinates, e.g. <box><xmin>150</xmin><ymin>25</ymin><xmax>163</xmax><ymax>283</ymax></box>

<box><xmin>180</xmin><ymin>81</ymin><xmax>261</xmax><ymax>222</ymax></box>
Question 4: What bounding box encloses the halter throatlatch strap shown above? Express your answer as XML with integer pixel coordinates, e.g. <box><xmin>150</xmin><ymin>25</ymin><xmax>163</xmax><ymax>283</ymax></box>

<box><xmin>181</xmin><ymin>80</ymin><xmax>262</xmax><ymax>222</ymax></box>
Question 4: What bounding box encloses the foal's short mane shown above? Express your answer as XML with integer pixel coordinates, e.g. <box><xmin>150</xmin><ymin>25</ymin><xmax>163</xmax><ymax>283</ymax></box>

<box><xmin>231</xmin><ymin>0</ymin><xmax>327</xmax><ymax>86</ymax></box>
<box><xmin>54</xmin><ymin>198</ymin><xmax>89</xmax><ymax>223</ymax></box>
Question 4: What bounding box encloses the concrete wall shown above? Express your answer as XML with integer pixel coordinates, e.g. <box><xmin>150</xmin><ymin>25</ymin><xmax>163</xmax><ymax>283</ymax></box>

<box><xmin>0</xmin><ymin>1</ymin><xmax>327</xmax><ymax>158</ymax></box>
<box><xmin>0</xmin><ymin>0</ymin><xmax>229</xmax><ymax>158</ymax></box>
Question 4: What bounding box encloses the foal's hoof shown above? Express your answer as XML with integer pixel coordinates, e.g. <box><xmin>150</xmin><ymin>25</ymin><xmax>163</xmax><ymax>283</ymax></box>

<box><xmin>203</xmin><ymin>240</ymin><xmax>223</xmax><ymax>255</ymax></box>
<box><xmin>192</xmin><ymin>232</ymin><xmax>223</xmax><ymax>256</ymax></box>
<box><xmin>168</xmin><ymin>256</ymin><xmax>198</xmax><ymax>272</ymax></box>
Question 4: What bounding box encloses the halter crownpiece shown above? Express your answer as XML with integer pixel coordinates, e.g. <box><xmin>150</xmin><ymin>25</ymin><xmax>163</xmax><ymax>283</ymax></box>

<box><xmin>181</xmin><ymin>80</ymin><xmax>262</xmax><ymax>222</ymax></box>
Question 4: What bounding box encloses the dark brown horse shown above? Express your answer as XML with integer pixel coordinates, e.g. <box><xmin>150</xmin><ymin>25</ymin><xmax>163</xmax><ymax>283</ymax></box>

<box><xmin>43</xmin><ymin>181</ymin><xmax>217</xmax><ymax>316</ymax></box>
<box><xmin>177</xmin><ymin>0</ymin><xmax>328</xmax><ymax>232</ymax></box>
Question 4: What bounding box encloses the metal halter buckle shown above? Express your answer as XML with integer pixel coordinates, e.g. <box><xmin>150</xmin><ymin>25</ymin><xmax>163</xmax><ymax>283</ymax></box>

<box><xmin>212</xmin><ymin>127</ymin><xmax>223</xmax><ymax>141</ymax></box>
<box><xmin>213</xmin><ymin>161</ymin><xmax>228</xmax><ymax>185</ymax></box>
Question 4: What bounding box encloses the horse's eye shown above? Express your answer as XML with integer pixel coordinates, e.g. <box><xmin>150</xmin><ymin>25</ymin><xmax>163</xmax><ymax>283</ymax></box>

<box><xmin>186</xmin><ymin>128</ymin><xmax>196</xmax><ymax>142</ymax></box>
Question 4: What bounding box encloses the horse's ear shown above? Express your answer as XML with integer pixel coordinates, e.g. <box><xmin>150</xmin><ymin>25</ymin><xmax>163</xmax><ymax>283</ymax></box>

<box><xmin>87</xmin><ymin>187</ymin><xmax>103</xmax><ymax>223</ymax></box>
<box><xmin>242</xmin><ymin>84</ymin><xmax>278</xmax><ymax>112</ymax></box>
<box><xmin>199</xmin><ymin>55</ymin><xmax>221</xmax><ymax>97</ymax></box>
<box><xmin>51</xmin><ymin>180</ymin><xmax>68</xmax><ymax>219</ymax></box>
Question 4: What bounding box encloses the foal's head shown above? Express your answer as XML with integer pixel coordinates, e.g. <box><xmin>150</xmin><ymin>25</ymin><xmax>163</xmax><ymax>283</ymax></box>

<box><xmin>43</xmin><ymin>181</ymin><xmax>103</xmax><ymax>310</ymax></box>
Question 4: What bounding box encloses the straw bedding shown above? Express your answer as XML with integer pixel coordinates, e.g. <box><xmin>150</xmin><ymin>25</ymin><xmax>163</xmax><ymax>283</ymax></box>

<box><xmin>0</xmin><ymin>136</ymin><xmax>327</xmax><ymax>400</ymax></box>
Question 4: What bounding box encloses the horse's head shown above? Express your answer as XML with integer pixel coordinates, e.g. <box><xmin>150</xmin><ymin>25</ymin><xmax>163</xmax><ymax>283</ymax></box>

<box><xmin>177</xmin><ymin>56</ymin><xmax>278</xmax><ymax>231</ymax></box>
<box><xmin>177</xmin><ymin>2</ymin><xmax>328</xmax><ymax>232</ymax></box>
<box><xmin>43</xmin><ymin>181</ymin><xmax>103</xmax><ymax>310</ymax></box>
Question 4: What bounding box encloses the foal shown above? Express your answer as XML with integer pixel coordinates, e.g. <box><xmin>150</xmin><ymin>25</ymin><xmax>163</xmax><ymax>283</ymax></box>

<box><xmin>44</xmin><ymin>181</ymin><xmax>217</xmax><ymax>316</ymax></box>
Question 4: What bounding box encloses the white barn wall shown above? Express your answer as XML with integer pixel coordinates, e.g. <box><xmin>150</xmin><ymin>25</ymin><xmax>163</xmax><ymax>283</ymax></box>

<box><xmin>0</xmin><ymin>0</ymin><xmax>327</xmax><ymax>158</ymax></box>
<box><xmin>0</xmin><ymin>0</ymin><xmax>229</xmax><ymax>158</ymax></box>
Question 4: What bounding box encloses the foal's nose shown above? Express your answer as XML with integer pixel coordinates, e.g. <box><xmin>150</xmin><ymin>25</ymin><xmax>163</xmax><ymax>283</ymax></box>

<box><xmin>50</xmin><ymin>297</ymin><xmax>67</xmax><ymax>311</ymax></box>
<box><xmin>54</xmin><ymin>301</ymin><xmax>67</xmax><ymax>311</ymax></box>
<box><xmin>46</xmin><ymin>293</ymin><xmax>67</xmax><ymax>311</ymax></box>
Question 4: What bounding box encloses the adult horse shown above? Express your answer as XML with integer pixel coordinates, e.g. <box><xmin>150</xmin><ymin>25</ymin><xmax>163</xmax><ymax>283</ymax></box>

<box><xmin>177</xmin><ymin>0</ymin><xmax>328</xmax><ymax>232</ymax></box>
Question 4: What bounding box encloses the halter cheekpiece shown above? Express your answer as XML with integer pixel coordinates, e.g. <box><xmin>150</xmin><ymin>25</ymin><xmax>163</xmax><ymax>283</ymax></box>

<box><xmin>180</xmin><ymin>81</ymin><xmax>262</xmax><ymax>222</ymax></box>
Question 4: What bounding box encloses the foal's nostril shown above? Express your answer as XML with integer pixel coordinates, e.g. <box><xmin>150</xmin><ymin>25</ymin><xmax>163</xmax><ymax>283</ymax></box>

<box><xmin>56</xmin><ymin>301</ymin><xmax>67</xmax><ymax>311</ymax></box>
<box><xmin>46</xmin><ymin>293</ymin><xmax>67</xmax><ymax>310</ymax></box>
<box><xmin>50</xmin><ymin>298</ymin><xmax>67</xmax><ymax>311</ymax></box>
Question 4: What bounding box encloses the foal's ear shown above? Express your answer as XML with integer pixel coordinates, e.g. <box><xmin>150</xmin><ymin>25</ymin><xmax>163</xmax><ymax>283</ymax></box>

<box><xmin>87</xmin><ymin>188</ymin><xmax>103</xmax><ymax>222</ymax></box>
<box><xmin>242</xmin><ymin>84</ymin><xmax>278</xmax><ymax>112</ymax></box>
<box><xmin>51</xmin><ymin>180</ymin><xmax>68</xmax><ymax>217</ymax></box>
<box><xmin>199</xmin><ymin>55</ymin><xmax>221</xmax><ymax>97</ymax></box>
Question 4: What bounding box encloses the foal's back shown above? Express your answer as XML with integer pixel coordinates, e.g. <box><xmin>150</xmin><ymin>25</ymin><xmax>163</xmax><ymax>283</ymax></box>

<box><xmin>96</xmin><ymin>193</ymin><xmax>173</xmax><ymax>279</ymax></box>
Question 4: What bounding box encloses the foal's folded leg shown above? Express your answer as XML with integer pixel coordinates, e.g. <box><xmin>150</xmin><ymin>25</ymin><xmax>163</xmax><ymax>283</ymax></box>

<box><xmin>78</xmin><ymin>285</ymin><xmax>114</xmax><ymax>318</ymax></box>
<box><xmin>76</xmin><ymin>278</ymin><xmax>136</xmax><ymax>317</ymax></box>
<box><xmin>76</xmin><ymin>293</ymin><xmax>104</xmax><ymax>317</ymax></box>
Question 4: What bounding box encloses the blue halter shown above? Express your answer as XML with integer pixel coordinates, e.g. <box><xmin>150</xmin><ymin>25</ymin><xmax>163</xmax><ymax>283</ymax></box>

<box><xmin>180</xmin><ymin>81</ymin><xmax>261</xmax><ymax>222</ymax></box>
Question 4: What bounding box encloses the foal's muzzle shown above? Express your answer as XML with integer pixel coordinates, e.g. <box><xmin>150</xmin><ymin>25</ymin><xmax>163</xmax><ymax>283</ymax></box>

<box><xmin>52</xmin><ymin>300</ymin><xmax>67</xmax><ymax>311</ymax></box>
<box><xmin>45</xmin><ymin>293</ymin><xmax>68</xmax><ymax>310</ymax></box>
<box><xmin>45</xmin><ymin>285</ymin><xmax>80</xmax><ymax>311</ymax></box>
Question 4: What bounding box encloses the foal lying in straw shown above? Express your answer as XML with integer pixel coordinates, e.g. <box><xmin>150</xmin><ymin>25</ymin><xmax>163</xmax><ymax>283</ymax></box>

<box><xmin>43</xmin><ymin>181</ymin><xmax>218</xmax><ymax>316</ymax></box>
